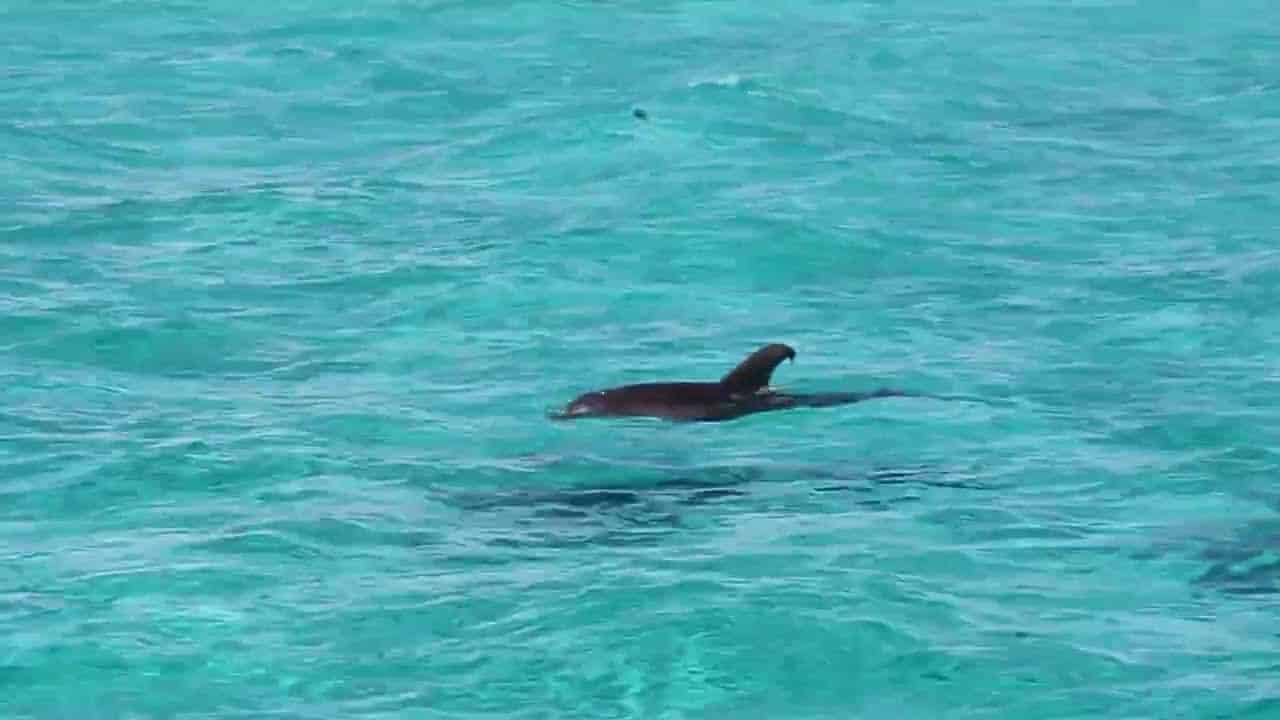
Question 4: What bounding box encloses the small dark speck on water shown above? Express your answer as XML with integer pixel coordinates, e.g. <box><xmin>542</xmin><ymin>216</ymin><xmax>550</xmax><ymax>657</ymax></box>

<box><xmin>633</xmin><ymin>107</ymin><xmax>648</xmax><ymax>120</ymax></box>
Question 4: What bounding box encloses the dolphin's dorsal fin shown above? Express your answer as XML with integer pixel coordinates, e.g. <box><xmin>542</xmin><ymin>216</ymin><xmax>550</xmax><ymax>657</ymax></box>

<box><xmin>719</xmin><ymin>343</ymin><xmax>796</xmax><ymax>395</ymax></box>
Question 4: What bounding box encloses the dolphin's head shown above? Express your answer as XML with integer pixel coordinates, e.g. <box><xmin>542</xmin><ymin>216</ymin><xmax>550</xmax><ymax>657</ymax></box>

<box><xmin>549</xmin><ymin>391</ymin><xmax>611</xmax><ymax>420</ymax></box>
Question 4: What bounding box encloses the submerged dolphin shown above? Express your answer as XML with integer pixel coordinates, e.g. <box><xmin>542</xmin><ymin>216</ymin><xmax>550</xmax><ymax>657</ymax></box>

<box><xmin>550</xmin><ymin>343</ymin><xmax>917</xmax><ymax>422</ymax></box>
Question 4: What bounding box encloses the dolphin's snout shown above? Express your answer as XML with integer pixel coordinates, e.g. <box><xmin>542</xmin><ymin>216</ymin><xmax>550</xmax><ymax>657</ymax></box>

<box><xmin>559</xmin><ymin>391</ymin><xmax>608</xmax><ymax>419</ymax></box>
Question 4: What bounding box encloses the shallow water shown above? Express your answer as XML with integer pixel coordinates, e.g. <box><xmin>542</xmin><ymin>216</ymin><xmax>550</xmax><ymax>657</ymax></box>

<box><xmin>4</xmin><ymin>1</ymin><xmax>1280</xmax><ymax>718</ymax></box>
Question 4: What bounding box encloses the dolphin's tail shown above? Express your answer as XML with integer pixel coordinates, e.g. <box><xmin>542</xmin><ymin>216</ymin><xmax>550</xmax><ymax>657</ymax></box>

<box><xmin>785</xmin><ymin>388</ymin><xmax>991</xmax><ymax>408</ymax></box>
<box><xmin>785</xmin><ymin>390</ymin><xmax>898</xmax><ymax>408</ymax></box>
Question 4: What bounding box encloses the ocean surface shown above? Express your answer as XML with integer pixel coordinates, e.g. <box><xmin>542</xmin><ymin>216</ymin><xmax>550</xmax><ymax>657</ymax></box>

<box><xmin>4</xmin><ymin>1</ymin><xmax>1280</xmax><ymax>718</ymax></box>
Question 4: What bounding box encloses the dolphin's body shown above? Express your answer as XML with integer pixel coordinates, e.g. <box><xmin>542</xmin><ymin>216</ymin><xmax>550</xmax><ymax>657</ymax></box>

<box><xmin>550</xmin><ymin>343</ymin><xmax>913</xmax><ymax>422</ymax></box>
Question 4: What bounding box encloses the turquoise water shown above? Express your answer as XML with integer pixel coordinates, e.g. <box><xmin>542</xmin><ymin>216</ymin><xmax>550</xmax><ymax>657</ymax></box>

<box><xmin>4</xmin><ymin>1</ymin><xmax>1280</xmax><ymax>717</ymax></box>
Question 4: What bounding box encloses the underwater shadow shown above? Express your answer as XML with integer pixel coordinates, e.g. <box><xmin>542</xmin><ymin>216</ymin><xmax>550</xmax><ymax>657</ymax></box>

<box><xmin>1191</xmin><ymin>516</ymin><xmax>1280</xmax><ymax>597</ymax></box>
<box><xmin>444</xmin><ymin>459</ymin><xmax>997</xmax><ymax>550</ymax></box>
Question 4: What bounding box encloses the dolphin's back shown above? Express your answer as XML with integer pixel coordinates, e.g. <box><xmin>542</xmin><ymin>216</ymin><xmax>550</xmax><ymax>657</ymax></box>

<box><xmin>581</xmin><ymin>382</ymin><xmax>731</xmax><ymax>420</ymax></box>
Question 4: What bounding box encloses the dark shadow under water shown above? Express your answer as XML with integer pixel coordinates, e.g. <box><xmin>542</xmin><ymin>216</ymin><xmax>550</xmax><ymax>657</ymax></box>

<box><xmin>1191</xmin><ymin>517</ymin><xmax>1280</xmax><ymax>597</ymax></box>
<box><xmin>440</xmin><ymin>447</ymin><xmax>1280</xmax><ymax>599</ymax></box>
<box><xmin>445</xmin><ymin>460</ymin><xmax>997</xmax><ymax>550</ymax></box>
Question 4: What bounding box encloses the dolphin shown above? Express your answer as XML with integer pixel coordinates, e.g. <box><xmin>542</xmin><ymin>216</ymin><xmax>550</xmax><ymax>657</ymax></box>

<box><xmin>549</xmin><ymin>343</ymin><xmax>918</xmax><ymax>422</ymax></box>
